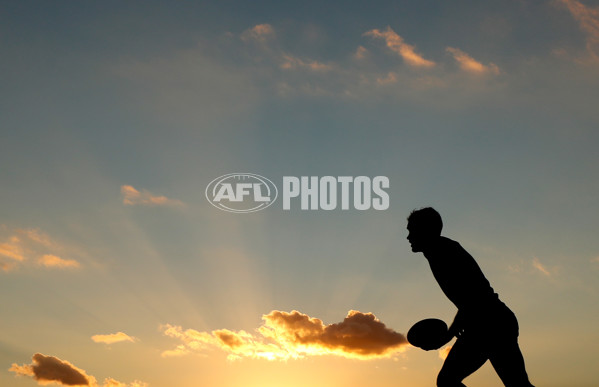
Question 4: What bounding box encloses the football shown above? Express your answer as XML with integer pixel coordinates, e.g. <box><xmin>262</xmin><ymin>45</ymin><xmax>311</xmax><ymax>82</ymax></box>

<box><xmin>407</xmin><ymin>318</ymin><xmax>450</xmax><ymax>350</ymax></box>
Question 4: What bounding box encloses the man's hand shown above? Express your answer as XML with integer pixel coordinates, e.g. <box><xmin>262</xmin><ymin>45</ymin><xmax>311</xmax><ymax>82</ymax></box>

<box><xmin>448</xmin><ymin>326</ymin><xmax>464</xmax><ymax>339</ymax></box>
<box><xmin>447</xmin><ymin>311</ymin><xmax>465</xmax><ymax>339</ymax></box>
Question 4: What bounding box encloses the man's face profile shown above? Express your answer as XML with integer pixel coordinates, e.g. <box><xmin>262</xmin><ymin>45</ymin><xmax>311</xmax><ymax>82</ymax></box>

<box><xmin>407</xmin><ymin>221</ymin><xmax>427</xmax><ymax>252</ymax></box>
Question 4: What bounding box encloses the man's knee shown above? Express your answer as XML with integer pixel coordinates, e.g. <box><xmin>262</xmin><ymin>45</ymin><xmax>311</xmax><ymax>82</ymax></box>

<box><xmin>437</xmin><ymin>369</ymin><xmax>465</xmax><ymax>387</ymax></box>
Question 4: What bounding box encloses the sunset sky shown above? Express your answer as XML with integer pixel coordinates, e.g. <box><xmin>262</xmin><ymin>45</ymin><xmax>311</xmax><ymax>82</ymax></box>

<box><xmin>2</xmin><ymin>1</ymin><xmax>599</xmax><ymax>386</ymax></box>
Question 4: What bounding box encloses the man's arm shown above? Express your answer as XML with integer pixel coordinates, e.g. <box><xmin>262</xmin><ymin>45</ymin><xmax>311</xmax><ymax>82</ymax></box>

<box><xmin>447</xmin><ymin>310</ymin><xmax>465</xmax><ymax>339</ymax></box>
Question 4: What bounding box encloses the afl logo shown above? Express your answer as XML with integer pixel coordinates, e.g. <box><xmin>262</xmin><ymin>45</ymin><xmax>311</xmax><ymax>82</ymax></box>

<box><xmin>205</xmin><ymin>173</ymin><xmax>278</xmax><ymax>213</ymax></box>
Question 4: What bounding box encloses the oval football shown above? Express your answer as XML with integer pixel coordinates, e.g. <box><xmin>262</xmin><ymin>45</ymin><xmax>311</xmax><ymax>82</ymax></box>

<box><xmin>407</xmin><ymin>318</ymin><xmax>448</xmax><ymax>350</ymax></box>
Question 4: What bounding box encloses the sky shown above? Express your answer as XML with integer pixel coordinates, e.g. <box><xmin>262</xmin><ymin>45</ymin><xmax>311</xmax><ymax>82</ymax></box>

<box><xmin>1</xmin><ymin>0</ymin><xmax>599</xmax><ymax>386</ymax></box>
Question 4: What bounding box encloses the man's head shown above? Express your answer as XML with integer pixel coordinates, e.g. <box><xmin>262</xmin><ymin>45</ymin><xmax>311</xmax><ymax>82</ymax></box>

<box><xmin>407</xmin><ymin>207</ymin><xmax>443</xmax><ymax>252</ymax></box>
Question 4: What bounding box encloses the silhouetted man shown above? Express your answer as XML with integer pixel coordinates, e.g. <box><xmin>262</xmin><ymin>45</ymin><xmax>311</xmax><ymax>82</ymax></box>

<box><xmin>407</xmin><ymin>207</ymin><xmax>534</xmax><ymax>387</ymax></box>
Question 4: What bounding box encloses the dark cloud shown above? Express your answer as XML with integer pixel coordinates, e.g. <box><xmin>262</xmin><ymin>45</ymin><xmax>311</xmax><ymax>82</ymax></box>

<box><xmin>162</xmin><ymin>310</ymin><xmax>408</xmax><ymax>360</ymax></box>
<box><xmin>10</xmin><ymin>353</ymin><xmax>94</xmax><ymax>386</ymax></box>
<box><xmin>9</xmin><ymin>353</ymin><xmax>148</xmax><ymax>387</ymax></box>
<box><xmin>262</xmin><ymin>310</ymin><xmax>408</xmax><ymax>357</ymax></box>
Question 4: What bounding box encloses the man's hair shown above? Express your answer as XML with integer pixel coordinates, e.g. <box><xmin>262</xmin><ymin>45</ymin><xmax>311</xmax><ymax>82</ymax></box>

<box><xmin>407</xmin><ymin>207</ymin><xmax>443</xmax><ymax>235</ymax></box>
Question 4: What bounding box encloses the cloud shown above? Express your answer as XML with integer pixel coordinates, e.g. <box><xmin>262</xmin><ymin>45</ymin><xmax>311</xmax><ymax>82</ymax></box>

<box><xmin>557</xmin><ymin>0</ymin><xmax>599</xmax><ymax>61</ymax></box>
<box><xmin>446</xmin><ymin>47</ymin><xmax>500</xmax><ymax>75</ymax></box>
<box><xmin>116</xmin><ymin>21</ymin><xmax>504</xmax><ymax>105</ymax></box>
<box><xmin>508</xmin><ymin>257</ymin><xmax>561</xmax><ymax>278</ymax></box>
<box><xmin>10</xmin><ymin>353</ymin><xmax>96</xmax><ymax>386</ymax></box>
<box><xmin>1</xmin><ymin>227</ymin><xmax>81</xmax><ymax>272</ymax></box>
<box><xmin>120</xmin><ymin>185</ymin><xmax>183</xmax><ymax>207</ymax></box>
<box><xmin>239</xmin><ymin>24</ymin><xmax>335</xmax><ymax>73</ymax></box>
<box><xmin>38</xmin><ymin>254</ymin><xmax>81</xmax><ymax>269</ymax></box>
<box><xmin>9</xmin><ymin>353</ymin><xmax>148</xmax><ymax>387</ymax></box>
<box><xmin>280</xmin><ymin>54</ymin><xmax>334</xmax><ymax>71</ymax></box>
<box><xmin>161</xmin><ymin>310</ymin><xmax>408</xmax><ymax>361</ymax></box>
<box><xmin>507</xmin><ymin>261</ymin><xmax>524</xmax><ymax>273</ymax></box>
<box><xmin>160</xmin><ymin>344</ymin><xmax>190</xmax><ymax>358</ymax></box>
<box><xmin>91</xmin><ymin>332</ymin><xmax>137</xmax><ymax>345</ymax></box>
<box><xmin>261</xmin><ymin>310</ymin><xmax>407</xmax><ymax>358</ymax></box>
<box><xmin>241</xmin><ymin>24</ymin><xmax>275</xmax><ymax>42</ymax></box>
<box><xmin>364</xmin><ymin>27</ymin><xmax>435</xmax><ymax>68</ymax></box>
<box><xmin>0</xmin><ymin>235</ymin><xmax>25</xmax><ymax>271</ymax></box>
<box><xmin>19</xmin><ymin>228</ymin><xmax>60</xmax><ymax>249</ymax></box>
<box><xmin>353</xmin><ymin>46</ymin><xmax>368</xmax><ymax>60</ymax></box>
<box><xmin>102</xmin><ymin>379</ymin><xmax>148</xmax><ymax>387</ymax></box>
<box><xmin>532</xmin><ymin>256</ymin><xmax>558</xmax><ymax>277</ymax></box>
<box><xmin>376</xmin><ymin>71</ymin><xmax>398</xmax><ymax>85</ymax></box>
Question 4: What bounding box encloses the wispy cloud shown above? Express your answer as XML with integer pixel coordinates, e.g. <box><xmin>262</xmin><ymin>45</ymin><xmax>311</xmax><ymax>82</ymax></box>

<box><xmin>0</xmin><ymin>227</ymin><xmax>81</xmax><ymax>272</ymax></box>
<box><xmin>508</xmin><ymin>257</ymin><xmax>560</xmax><ymax>279</ymax></box>
<box><xmin>241</xmin><ymin>23</ymin><xmax>275</xmax><ymax>42</ymax></box>
<box><xmin>376</xmin><ymin>71</ymin><xmax>398</xmax><ymax>85</ymax></box>
<box><xmin>281</xmin><ymin>54</ymin><xmax>334</xmax><ymax>71</ymax></box>
<box><xmin>37</xmin><ymin>254</ymin><xmax>80</xmax><ymax>269</ymax></box>
<box><xmin>117</xmin><ymin>22</ymin><xmax>505</xmax><ymax>105</ymax></box>
<box><xmin>161</xmin><ymin>310</ymin><xmax>408</xmax><ymax>361</ymax></box>
<box><xmin>91</xmin><ymin>332</ymin><xmax>137</xmax><ymax>345</ymax></box>
<box><xmin>10</xmin><ymin>353</ymin><xmax>147</xmax><ymax>387</ymax></box>
<box><xmin>121</xmin><ymin>185</ymin><xmax>184</xmax><ymax>207</ymax></box>
<box><xmin>532</xmin><ymin>256</ymin><xmax>558</xmax><ymax>277</ymax></box>
<box><xmin>19</xmin><ymin>228</ymin><xmax>59</xmax><ymax>249</ymax></box>
<box><xmin>354</xmin><ymin>45</ymin><xmax>368</xmax><ymax>60</ymax></box>
<box><xmin>239</xmin><ymin>24</ymin><xmax>334</xmax><ymax>73</ymax></box>
<box><xmin>364</xmin><ymin>27</ymin><xmax>435</xmax><ymax>68</ymax></box>
<box><xmin>0</xmin><ymin>235</ymin><xmax>25</xmax><ymax>271</ymax></box>
<box><xmin>102</xmin><ymin>379</ymin><xmax>148</xmax><ymax>387</ymax></box>
<box><xmin>557</xmin><ymin>0</ymin><xmax>599</xmax><ymax>61</ymax></box>
<box><xmin>446</xmin><ymin>47</ymin><xmax>500</xmax><ymax>75</ymax></box>
<box><xmin>160</xmin><ymin>344</ymin><xmax>191</xmax><ymax>358</ymax></box>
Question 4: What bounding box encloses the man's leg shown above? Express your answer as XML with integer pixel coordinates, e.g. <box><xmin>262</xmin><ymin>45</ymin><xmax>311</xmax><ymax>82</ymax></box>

<box><xmin>437</xmin><ymin>338</ymin><xmax>488</xmax><ymax>387</ymax></box>
<box><xmin>489</xmin><ymin>339</ymin><xmax>535</xmax><ymax>387</ymax></box>
<box><xmin>487</xmin><ymin>305</ymin><xmax>534</xmax><ymax>387</ymax></box>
